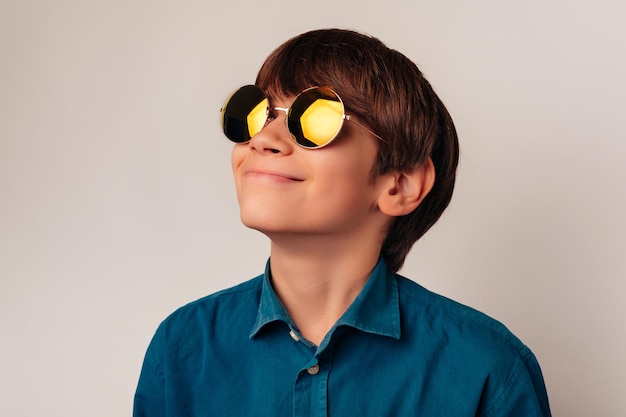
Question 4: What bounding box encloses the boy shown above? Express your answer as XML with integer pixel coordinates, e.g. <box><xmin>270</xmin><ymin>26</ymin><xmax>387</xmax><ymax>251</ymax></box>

<box><xmin>134</xmin><ymin>29</ymin><xmax>551</xmax><ymax>416</ymax></box>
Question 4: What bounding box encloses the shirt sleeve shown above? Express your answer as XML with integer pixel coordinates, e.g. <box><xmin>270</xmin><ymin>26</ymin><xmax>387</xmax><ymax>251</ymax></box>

<box><xmin>483</xmin><ymin>349</ymin><xmax>552</xmax><ymax>417</ymax></box>
<box><xmin>133</xmin><ymin>331</ymin><xmax>166</xmax><ymax>417</ymax></box>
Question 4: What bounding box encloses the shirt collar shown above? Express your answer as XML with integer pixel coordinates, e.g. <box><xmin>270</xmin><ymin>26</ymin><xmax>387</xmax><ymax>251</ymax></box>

<box><xmin>249</xmin><ymin>259</ymin><xmax>291</xmax><ymax>337</ymax></box>
<box><xmin>249</xmin><ymin>257</ymin><xmax>400</xmax><ymax>341</ymax></box>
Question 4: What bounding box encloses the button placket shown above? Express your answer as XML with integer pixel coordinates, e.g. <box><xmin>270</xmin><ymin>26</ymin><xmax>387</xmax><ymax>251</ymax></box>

<box><xmin>293</xmin><ymin>359</ymin><xmax>327</xmax><ymax>416</ymax></box>
<box><xmin>306</xmin><ymin>364</ymin><xmax>320</xmax><ymax>375</ymax></box>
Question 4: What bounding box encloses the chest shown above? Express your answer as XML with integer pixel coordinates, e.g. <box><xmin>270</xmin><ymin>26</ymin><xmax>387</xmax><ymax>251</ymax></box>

<box><xmin>164</xmin><ymin>327</ymin><xmax>486</xmax><ymax>417</ymax></box>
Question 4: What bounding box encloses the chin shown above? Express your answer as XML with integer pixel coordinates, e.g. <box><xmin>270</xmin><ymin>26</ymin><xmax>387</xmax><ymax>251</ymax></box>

<box><xmin>239</xmin><ymin>215</ymin><xmax>309</xmax><ymax>238</ymax></box>
<box><xmin>239</xmin><ymin>212</ymin><xmax>281</xmax><ymax>234</ymax></box>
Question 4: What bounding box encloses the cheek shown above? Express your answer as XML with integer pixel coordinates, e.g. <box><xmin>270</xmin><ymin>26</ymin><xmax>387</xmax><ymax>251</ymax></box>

<box><xmin>231</xmin><ymin>145</ymin><xmax>244</xmax><ymax>172</ymax></box>
<box><xmin>312</xmin><ymin>156</ymin><xmax>377</xmax><ymax>205</ymax></box>
<box><xmin>231</xmin><ymin>145</ymin><xmax>248</xmax><ymax>184</ymax></box>
<box><xmin>315</xmin><ymin>148</ymin><xmax>376</xmax><ymax>184</ymax></box>
<box><xmin>230</xmin><ymin>146</ymin><xmax>247</xmax><ymax>202</ymax></box>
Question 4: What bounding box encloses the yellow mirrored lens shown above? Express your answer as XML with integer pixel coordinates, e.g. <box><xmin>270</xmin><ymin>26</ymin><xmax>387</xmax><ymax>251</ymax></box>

<box><xmin>299</xmin><ymin>99</ymin><xmax>343</xmax><ymax>146</ymax></box>
<box><xmin>247</xmin><ymin>98</ymin><xmax>269</xmax><ymax>138</ymax></box>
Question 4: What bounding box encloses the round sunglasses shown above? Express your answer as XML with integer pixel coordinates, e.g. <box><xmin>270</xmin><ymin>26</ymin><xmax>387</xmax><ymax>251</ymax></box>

<box><xmin>220</xmin><ymin>85</ymin><xmax>386</xmax><ymax>149</ymax></box>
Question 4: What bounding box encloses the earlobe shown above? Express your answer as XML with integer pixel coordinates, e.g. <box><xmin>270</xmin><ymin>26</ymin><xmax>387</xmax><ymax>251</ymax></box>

<box><xmin>378</xmin><ymin>158</ymin><xmax>435</xmax><ymax>216</ymax></box>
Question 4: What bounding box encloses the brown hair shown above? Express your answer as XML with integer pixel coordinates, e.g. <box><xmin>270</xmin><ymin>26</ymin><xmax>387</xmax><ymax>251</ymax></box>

<box><xmin>256</xmin><ymin>29</ymin><xmax>459</xmax><ymax>272</ymax></box>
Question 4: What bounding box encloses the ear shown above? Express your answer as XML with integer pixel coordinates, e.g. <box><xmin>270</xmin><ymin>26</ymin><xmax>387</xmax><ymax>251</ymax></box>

<box><xmin>377</xmin><ymin>158</ymin><xmax>435</xmax><ymax>217</ymax></box>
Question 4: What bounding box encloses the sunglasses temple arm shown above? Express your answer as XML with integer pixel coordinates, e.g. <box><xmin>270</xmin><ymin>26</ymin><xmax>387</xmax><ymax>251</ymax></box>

<box><xmin>345</xmin><ymin>116</ymin><xmax>389</xmax><ymax>144</ymax></box>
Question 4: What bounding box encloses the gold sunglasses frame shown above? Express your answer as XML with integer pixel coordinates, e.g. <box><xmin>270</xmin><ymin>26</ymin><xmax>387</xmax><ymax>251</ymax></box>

<box><xmin>222</xmin><ymin>85</ymin><xmax>387</xmax><ymax>149</ymax></box>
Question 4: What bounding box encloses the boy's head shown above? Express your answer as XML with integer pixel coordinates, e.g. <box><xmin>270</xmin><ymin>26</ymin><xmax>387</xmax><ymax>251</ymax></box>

<box><xmin>250</xmin><ymin>28</ymin><xmax>459</xmax><ymax>272</ymax></box>
<box><xmin>256</xmin><ymin>29</ymin><xmax>459</xmax><ymax>271</ymax></box>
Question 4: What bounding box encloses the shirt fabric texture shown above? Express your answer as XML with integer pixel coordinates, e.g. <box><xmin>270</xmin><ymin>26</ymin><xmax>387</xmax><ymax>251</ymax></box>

<box><xmin>134</xmin><ymin>258</ymin><xmax>551</xmax><ymax>417</ymax></box>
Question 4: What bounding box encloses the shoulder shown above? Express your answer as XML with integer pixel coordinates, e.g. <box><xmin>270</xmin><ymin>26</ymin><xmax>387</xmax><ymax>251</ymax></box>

<box><xmin>395</xmin><ymin>275</ymin><xmax>551</xmax><ymax>415</ymax></box>
<box><xmin>156</xmin><ymin>275</ymin><xmax>264</xmax><ymax>338</ymax></box>
<box><xmin>395</xmin><ymin>273</ymin><xmax>532</xmax><ymax>364</ymax></box>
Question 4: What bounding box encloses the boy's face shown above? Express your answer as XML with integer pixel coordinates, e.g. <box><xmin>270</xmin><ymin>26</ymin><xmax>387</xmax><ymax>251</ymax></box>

<box><xmin>231</xmin><ymin>96</ymin><xmax>389</xmax><ymax>240</ymax></box>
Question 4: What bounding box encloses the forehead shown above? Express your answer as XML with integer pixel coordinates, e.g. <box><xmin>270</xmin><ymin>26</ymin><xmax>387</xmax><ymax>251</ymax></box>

<box><xmin>263</xmin><ymin>86</ymin><xmax>295</xmax><ymax>106</ymax></box>
<box><xmin>256</xmin><ymin>62</ymin><xmax>352</xmax><ymax>107</ymax></box>
<box><xmin>266</xmin><ymin>86</ymin><xmax>342</xmax><ymax>107</ymax></box>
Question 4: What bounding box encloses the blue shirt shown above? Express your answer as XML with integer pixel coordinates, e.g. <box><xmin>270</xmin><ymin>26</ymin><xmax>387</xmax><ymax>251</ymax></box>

<box><xmin>134</xmin><ymin>258</ymin><xmax>551</xmax><ymax>416</ymax></box>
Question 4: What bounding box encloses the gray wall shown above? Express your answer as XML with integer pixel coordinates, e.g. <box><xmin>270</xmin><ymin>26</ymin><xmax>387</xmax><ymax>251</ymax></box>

<box><xmin>1</xmin><ymin>1</ymin><xmax>624</xmax><ymax>416</ymax></box>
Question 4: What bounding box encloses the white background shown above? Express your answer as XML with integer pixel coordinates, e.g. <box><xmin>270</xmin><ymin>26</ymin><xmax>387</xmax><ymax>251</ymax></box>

<box><xmin>1</xmin><ymin>1</ymin><xmax>625</xmax><ymax>416</ymax></box>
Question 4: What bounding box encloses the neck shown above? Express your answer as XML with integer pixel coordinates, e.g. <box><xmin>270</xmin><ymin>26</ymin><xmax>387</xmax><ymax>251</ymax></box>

<box><xmin>266</xmin><ymin>233</ymin><xmax>382</xmax><ymax>345</ymax></box>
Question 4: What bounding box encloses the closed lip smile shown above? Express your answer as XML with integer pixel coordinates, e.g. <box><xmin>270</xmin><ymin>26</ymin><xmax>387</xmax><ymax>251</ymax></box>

<box><xmin>244</xmin><ymin>168</ymin><xmax>304</xmax><ymax>182</ymax></box>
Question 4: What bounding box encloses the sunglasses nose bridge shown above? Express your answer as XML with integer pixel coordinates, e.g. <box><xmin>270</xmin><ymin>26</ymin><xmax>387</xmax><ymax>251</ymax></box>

<box><xmin>248</xmin><ymin>107</ymin><xmax>295</xmax><ymax>154</ymax></box>
<box><xmin>267</xmin><ymin>105</ymin><xmax>291</xmax><ymax>136</ymax></box>
<box><xmin>270</xmin><ymin>106</ymin><xmax>289</xmax><ymax>122</ymax></box>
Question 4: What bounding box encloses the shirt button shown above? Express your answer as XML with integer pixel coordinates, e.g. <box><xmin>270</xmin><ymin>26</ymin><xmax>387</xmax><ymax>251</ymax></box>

<box><xmin>307</xmin><ymin>364</ymin><xmax>320</xmax><ymax>375</ymax></box>
<box><xmin>289</xmin><ymin>330</ymin><xmax>300</xmax><ymax>342</ymax></box>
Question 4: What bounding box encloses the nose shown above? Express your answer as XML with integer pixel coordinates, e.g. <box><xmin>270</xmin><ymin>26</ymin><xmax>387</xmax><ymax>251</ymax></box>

<box><xmin>247</xmin><ymin>109</ymin><xmax>294</xmax><ymax>155</ymax></box>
